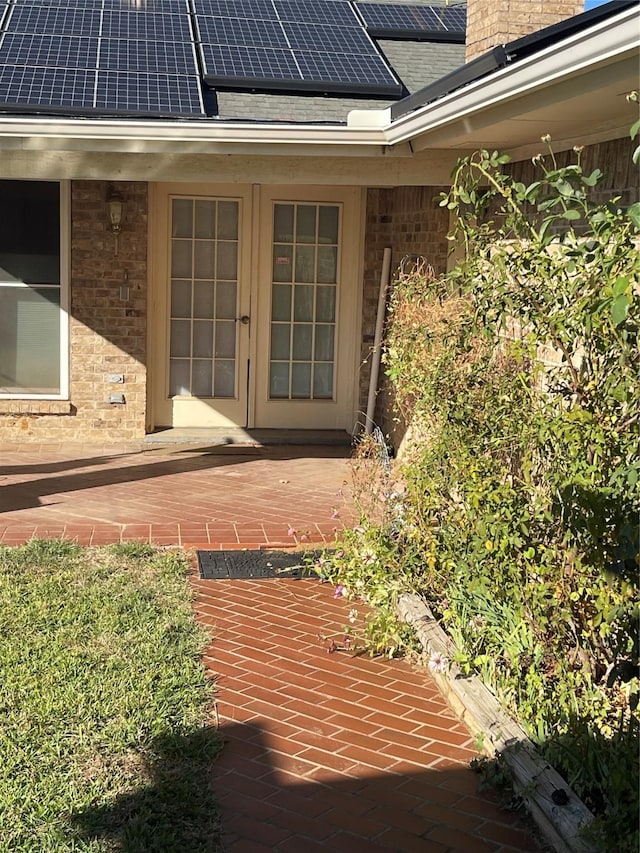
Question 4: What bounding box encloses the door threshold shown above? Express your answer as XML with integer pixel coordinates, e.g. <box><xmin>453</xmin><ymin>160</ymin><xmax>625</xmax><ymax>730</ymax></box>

<box><xmin>145</xmin><ymin>428</ymin><xmax>352</xmax><ymax>447</ymax></box>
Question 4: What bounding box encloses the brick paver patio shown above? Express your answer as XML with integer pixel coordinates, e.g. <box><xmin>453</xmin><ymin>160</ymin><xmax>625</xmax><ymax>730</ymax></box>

<box><xmin>0</xmin><ymin>442</ymin><xmax>541</xmax><ymax>851</ymax></box>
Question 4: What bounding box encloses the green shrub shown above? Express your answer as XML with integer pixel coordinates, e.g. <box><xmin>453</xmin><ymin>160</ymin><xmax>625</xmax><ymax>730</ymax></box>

<box><xmin>322</xmin><ymin>138</ymin><xmax>639</xmax><ymax>851</ymax></box>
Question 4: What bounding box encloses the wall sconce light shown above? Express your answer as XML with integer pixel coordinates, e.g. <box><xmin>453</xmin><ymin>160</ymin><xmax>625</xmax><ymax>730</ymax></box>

<box><xmin>106</xmin><ymin>188</ymin><xmax>125</xmax><ymax>255</ymax></box>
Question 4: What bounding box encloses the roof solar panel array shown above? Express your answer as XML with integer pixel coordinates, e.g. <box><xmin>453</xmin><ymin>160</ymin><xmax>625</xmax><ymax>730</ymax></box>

<box><xmin>195</xmin><ymin>0</ymin><xmax>402</xmax><ymax>96</ymax></box>
<box><xmin>0</xmin><ymin>0</ymin><xmax>465</xmax><ymax>117</ymax></box>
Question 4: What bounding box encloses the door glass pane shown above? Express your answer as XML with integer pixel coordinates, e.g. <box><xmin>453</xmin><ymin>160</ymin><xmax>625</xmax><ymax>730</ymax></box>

<box><xmin>313</xmin><ymin>363</ymin><xmax>333</xmax><ymax>398</ymax></box>
<box><xmin>216</xmin><ymin>281</ymin><xmax>237</xmax><ymax>319</ymax></box>
<box><xmin>192</xmin><ymin>360</ymin><xmax>213</xmax><ymax>396</ymax></box>
<box><xmin>296</xmin><ymin>206</ymin><xmax>316</xmax><ymax>243</ymax></box>
<box><xmin>271</xmin><ymin>324</ymin><xmax>290</xmax><ymax>360</ymax></box>
<box><xmin>214</xmin><ymin>360</ymin><xmax>235</xmax><ymax>397</ymax></box>
<box><xmin>216</xmin><ymin>242</ymin><xmax>238</xmax><ymax>280</ymax></box>
<box><xmin>195</xmin><ymin>201</ymin><xmax>216</xmax><ymax>239</ymax></box>
<box><xmin>217</xmin><ymin>201</ymin><xmax>238</xmax><ymax>240</ymax></box>
<box><xmin>193</xmin><ymin>320</ymin><xmax>213</xmax><ymax>358</ymax></box>
<box><xmin>194</xmin><ymin>281</ymin><xmax>214</xmax><ymax>319</ymax></box>
<box><xmin>169</xmin><ymin>197</ymin><xmax>240</xmax><ymax>399</ymax></box>
<box><xmin>171</xmin><ymin>241</ymin><xmax>192</xmax><ymax>278</ymax></box>
<box><xmin>317</xmin><ymin>246</ymin><xmax>337</xmax><ymax>284</ymax></box>
<box><xmin>171</xmin><ymin>199</ymin><xmax>192</xmax><ymax>238</ymax></box>
<box><xmin>269</xmin><ymin>202</ymin><xmax>340</xmax><ymax>400</ymax></box>
<box><xmin>314</xmin><ymin>324</ymin><xmax>334</xmax><ymax>362</ymax></box>
<box><xmin>170</xmin><ymin>319</ymin><xmax>191</xmax><ymax>358</ymax></box>
<box><xmin>171</xmin><ymin>280</ymin><xmax>192</xmax><ymax>318</ymax></box>
<box><xmin>291</xmin><ymin>362</ymin><xmax>311</xmax><ymax>397</ymax></box>
<box><xmin>292</xmin><ymin>325</ymin><xmax>312</xmax><ymax>361</ymax></box>
<box><xmin>318</xmin><ymin>206</ymin><xmax>339</xmax><ymax>244</ymax></box>
<box><xmin>270</xmin><ymin>362</ymin><xmax>289</xmax><ymax>398</ymax></box>
<box><xmin>215</xmin><ymin>321</ymin><xmax>236</xmax><ymax>359</ymax></box>
<box><xmin>273</xmin><ymin>245</ymin><xmax>293</xmax><ymax>282</ymax></box>
<box><xmin>293</xmin><ymin>285</ymin><xmax>313</xmax><ymax>322</ymax></box>
<box><xmin>194</xmin><ymin>241</ymin><xmax>215</xmax><ymax>279</ymax></box>
<box><xmin>295</xmin><ymin>245</ymin><xmax>315</xmax><ymax>283</ymax></box>
<box><xmin>316</xmin><ymin>285</ymin><xmax>335</xmax><ymax>322</ymax></box>
<box><xmin>169</xmin><ymin>359</ymin><xmax>190</xmax><ymax>396</ymax></box>
<box><xmin>274</xmin><ymin>204</ymin><xmax>294</xmax><ymax>242</ymax></box>
<box><xmin>272</xmin><ymin>284</ymin><xmax>291</xmax><ymax>321</ymax></box>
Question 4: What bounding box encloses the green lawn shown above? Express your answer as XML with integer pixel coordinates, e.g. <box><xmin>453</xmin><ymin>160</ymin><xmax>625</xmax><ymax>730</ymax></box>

<box><xmin>0</xmin><ymin>540</ymin><xmax>222</xmax><ymax>853</ymax></box>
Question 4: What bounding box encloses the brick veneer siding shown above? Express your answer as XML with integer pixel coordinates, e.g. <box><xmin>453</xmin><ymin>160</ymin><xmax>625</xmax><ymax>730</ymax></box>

<box><xmin>507</xmin><ymin>137</ymin><xmax>639</xmax><ymax>211</ymax></box>
<box><xmin>359</xmin><ymin>186</ymin><xmax>450</xmax><ymax>440</ymax></box>
<box><xmin>0</xmin><ymin>180</ymin><xmax>148</xmax><ymax>444</ymax></box>
<box><xmin>465</xmin><ymin>1</ymin><xmax>583</xmax><ymax>63</ymax></box>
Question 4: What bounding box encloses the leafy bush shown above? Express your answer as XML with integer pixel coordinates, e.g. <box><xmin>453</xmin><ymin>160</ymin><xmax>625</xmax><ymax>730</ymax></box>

<box><xmin>321</xmin><ymin>139</ymin><xmax>639</xmax><ymax>851</ymax></box>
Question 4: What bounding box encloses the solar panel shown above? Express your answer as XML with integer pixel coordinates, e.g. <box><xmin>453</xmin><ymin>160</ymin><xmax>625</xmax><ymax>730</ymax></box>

<box><xmin>95</xmin><ymin>71</ymin><xmax>204</xmax><ymax>116</ymax></box>
<box><xmin>201</xmin><ymin>43</ymin><xmax>302</xmax><ymax>83</ymax></box>
<box><xmin>295</xmin><ymin>50</ymin><xmax>398</xmax><ymax>89</ymax></box>
<box><xmin>201</xmin><ymin>42</ymin><xmax>401</xmax><ymax>96</ymax></box>
<box><xmin>0</xmin><ymin>32</ymin><xmax>98</xmax><ymax>70</ymax></box>
<box><xmin>98</xmin><ymin>39</ymin><xmax>198</xmax><ymax>75</ymax></box>
<box><xmin>5</xmin><ymin>4</ymin><xmax>100</xmax><ymax>37</ymax></box>
<box><xmin>101</xmin><ymin>10</ymin><xmax>193</xmax><ymax>43</ymax></box>
<box><xmin>282</xmin><ymin>21</ymin><xmax>378</xmax><ymax>54</ymax></box>
<box><xmin>192</xmin><ymin>0</ymin><xmax>278</xmax><ymax>21</ymax></box>
<box><xmin>196</xmin><ymin>16</ymin><xmax>289</xmax><ymax>49</ymax></box>
<box><xmin>274</xmin><ymin>0</ymin><xmax>361</xmax><ymax>26</ymax></box>
<box><xmin>357</xmin><ymin>3</ymin><xmax>465</xmax><ymax>40</ymax></box>
<box><xmin>0</xmin><ymin>64</ymin><xmax>95</xmax><ymax>108</ymax></box>
<box><xmin>357</xmin><ymin>4</ymin><xmax>443</xmax><ymax>31</ymax></box>
<box><xmin>437</xmin><ymin>5</ymin><xmax>467</xmax><ymax>31</ymax></box>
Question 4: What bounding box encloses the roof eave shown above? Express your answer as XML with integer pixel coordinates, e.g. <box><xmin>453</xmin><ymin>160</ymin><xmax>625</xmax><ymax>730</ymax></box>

<box><xmin>375</xmin><ymin>5</ymin><xmax>639</xmax><ymax>149</ymax></box>
<box><xmin>0</xmin><ymin>113</ymin><xmax>393</xmax><ymax>156</ymax></box>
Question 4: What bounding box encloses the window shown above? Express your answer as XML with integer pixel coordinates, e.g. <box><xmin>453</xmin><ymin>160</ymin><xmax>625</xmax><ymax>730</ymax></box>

<box><xmin>0</xmin><ymin>180</ymin><xmax>67</xmax><ymax>398</ymax></box>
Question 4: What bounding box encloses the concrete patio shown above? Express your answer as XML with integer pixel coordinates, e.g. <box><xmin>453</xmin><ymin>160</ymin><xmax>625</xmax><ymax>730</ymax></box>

<box><xmin>0</xmin><ymin>440</ymin><xmax>541</xmax><ymax>851</ymax></box>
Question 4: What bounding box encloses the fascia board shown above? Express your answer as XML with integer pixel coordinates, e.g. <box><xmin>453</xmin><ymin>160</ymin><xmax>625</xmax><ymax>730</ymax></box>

<box><xmin>383</xmin><ymin>6</ymin><xmax>640</xmax><ymax>147</ymax></box>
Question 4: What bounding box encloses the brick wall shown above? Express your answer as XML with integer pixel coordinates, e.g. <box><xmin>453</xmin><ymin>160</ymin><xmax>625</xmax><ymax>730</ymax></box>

<box><xmin>0</xmin><ymin>180</ymin><xmax>148</xmax><ymax>444</ymax></box>
<box><xmin>359</xmin><ymin>186</ymin><xmax>450</xmax><ymax>440</ymax></box>
<box><xmin>466</xmin><ymin>1</ymin><xmax>583</xmax><ymax>62</ymax></box>
<box><xmin>507</xmin><ymin>137</ymin><xmax>639</xmax><ymax>210</ymax></box>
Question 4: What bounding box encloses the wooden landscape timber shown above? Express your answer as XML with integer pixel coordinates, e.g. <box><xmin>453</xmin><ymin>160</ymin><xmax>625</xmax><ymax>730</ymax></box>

<box><xmin>397</xmin><ymin>593</ymin><xmax>598</xmax><ymax>853</ymax></box>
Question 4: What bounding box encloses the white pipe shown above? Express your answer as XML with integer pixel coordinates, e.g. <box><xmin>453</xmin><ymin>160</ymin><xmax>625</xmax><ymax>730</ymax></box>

<box><xmin>365</xmin><ymin>246</ymin><xmax>392</xmax><ymax>434</ymax></box>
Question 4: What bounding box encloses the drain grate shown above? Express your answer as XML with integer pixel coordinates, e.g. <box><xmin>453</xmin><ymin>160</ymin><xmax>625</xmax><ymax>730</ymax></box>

<box><xmin>197</xmin><ymin>549</ymin><xmax>321</xmax><ymax>580</ymax></box>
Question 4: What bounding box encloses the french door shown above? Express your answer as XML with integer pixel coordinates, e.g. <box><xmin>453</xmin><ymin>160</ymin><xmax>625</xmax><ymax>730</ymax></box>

<box><xmin>150</xmin><ymin>184</ymin><xmax>361</xmax><ymax>432</ymax></box>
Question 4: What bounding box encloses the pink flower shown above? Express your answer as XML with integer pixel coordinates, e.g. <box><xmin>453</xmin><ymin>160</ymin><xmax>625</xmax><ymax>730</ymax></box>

<box><xmin>428</xmin><ymin>651</ymin><xmax>449</xmax><ymax>673</ymax></box>
<box><xmin>287</xmin><ymin>526</ymin><xmax>296</xmax><ymax>537</ymax></box>
<box><xmin>333</xmin><ymin>584</ymin><xmax>345</xmax><ymax>598</ymax></box>
<box><xmin>331</xmin><ymin>508</ymin><xmax>340</xmax><ymax>519</ymax></box>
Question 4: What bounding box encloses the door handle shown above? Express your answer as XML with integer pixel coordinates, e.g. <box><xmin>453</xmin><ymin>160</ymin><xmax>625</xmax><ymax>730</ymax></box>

<box><xmin>237</xmin><ymin>315</ymin><xmax>250</xmax><ymax>325</ymax></box>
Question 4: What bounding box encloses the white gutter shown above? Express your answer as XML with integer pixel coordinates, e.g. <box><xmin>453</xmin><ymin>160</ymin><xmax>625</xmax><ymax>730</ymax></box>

<box><xmin>377</xmin><ymin>5</ymin><xmax>639</xmax><ymax>146</ymax></box>
<box><xmin>0</xmin><ymin>114</ymin><xmax>389</xmax><ymax>151</ymax></box>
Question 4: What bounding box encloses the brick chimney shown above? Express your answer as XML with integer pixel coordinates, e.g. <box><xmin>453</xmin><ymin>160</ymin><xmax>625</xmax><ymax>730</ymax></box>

<box><xmin>465</xmin><ymin>1</ymin><xmax>585</xmax><ymax>63</ymax></box>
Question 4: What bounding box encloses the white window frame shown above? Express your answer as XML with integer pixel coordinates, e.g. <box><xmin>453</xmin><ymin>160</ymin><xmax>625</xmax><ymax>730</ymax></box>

<box><xmin>0</xmin><ymin>179</ymin><xmax>69</xmax><ymax>400</ymax></box>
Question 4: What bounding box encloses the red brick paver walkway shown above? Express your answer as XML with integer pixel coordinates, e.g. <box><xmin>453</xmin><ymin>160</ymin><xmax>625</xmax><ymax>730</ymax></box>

<box><xmin>0</xmin><ymin>443</ymin><xmax>353</xmax><ymax>548</ymax></box>
<box><xmin>0</xmin><ymin>442</ymin><xmax>541</xmax><ymax>851</ymax></box>
<box><xmin>196</xmin><ymin>575</ymin><xmax>540</xmax><ymax>852</ymax></box>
